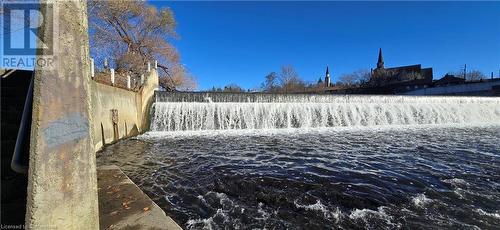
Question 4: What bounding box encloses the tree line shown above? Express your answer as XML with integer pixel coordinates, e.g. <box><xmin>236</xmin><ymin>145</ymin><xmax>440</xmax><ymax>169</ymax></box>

<box><xmin>49</xmin><ymin>0</ymin><xmax>495</xmax><ymax>92</ymax></box>
<box><xmin>208</xmin><ymin>65</ymin><xmax>372</xmax><ymax>93</ymax></box>
<box><xmin>447</xmin><ymin>69</ymin><xmax>490</xmax><ymax>81</ymax></box>
<box><xmin>208</xmin><ymin>65</ymin><xmax>311</xmax><ymax>93</ymax></box>
<box><xmin>207</xmin><ymin>65</ymin><xmax>494</xmax><ymax>93</ymax></box>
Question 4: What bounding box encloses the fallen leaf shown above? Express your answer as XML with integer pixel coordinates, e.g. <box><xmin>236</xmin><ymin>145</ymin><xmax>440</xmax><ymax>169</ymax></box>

<box><xmin>122</xmin><ymin>200</ymin><xmax>132</xmax><ymax>206</ymax></box>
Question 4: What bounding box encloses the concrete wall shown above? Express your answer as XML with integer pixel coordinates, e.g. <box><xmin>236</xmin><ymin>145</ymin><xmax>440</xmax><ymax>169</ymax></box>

<box><xmin>403</xmin><ymin>80</ymin><xmax>500</xmax><ymax>96</ymax></box>
<box><xmin>91</xmin><ymin>70</ymin><xmax>158</xmax><ymax>151</ymax></box>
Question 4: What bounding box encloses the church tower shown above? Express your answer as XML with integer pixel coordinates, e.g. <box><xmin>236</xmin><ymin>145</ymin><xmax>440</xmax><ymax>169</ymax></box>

<box><xmin>325</xmin><ymin>66</ymin><xmax>331</xmax><ymax>87</ymax></box>
<box><xmin>377</xmin><ymin>48</ymin><xmax>384</xmax><ymax>69</ymax></box>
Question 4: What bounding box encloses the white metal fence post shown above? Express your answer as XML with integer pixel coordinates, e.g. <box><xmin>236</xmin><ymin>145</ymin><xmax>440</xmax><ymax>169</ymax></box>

<box><xmin>90</xmin><ymin>58</ymin><xmax>95</xmax><ymax>78</ymax></box>
<box><xmin>110</xmin><ymin>69</ymin><xmax>115</xmax><ymax>85</ymax></box>
<box><xmin>127</xmin><ymin>75</ymin><xmax>131</xmax><ymax>89</ymax></box>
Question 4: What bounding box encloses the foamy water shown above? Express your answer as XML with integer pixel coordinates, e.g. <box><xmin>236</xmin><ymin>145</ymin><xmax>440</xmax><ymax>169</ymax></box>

<box><xmin>151</xmin><ymin>95</ymin><xmax>500</xmax><ymax>131</ymax></box>
<box><xmin>100</xmin><ymin>94</ymin><xmax>500</xmax><ymax>228</ymax></box>
<box><xmin>98</xmin><ymin>125</ymin><xmax>500</xmax><ymax>229</ymax></box>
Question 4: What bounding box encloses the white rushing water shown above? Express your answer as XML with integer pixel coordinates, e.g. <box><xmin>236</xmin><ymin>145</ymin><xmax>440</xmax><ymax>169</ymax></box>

<box><xmin>151</xmin><ymin>95</ymin><xmax>500</xmax><ymax>131</ymax></box>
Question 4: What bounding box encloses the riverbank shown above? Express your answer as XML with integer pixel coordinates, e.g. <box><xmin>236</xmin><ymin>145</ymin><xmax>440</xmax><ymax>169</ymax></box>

<box><xmin>97</xmin><ymin>165</ymin><xmax>181</xmax><ymax>230</ymax></box>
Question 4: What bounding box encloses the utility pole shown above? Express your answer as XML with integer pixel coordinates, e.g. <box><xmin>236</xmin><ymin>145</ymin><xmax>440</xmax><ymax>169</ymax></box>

<box><xmin>463</xmin><ymin>64</ymin><xmax>467</xmax><ymax>80</ymax></box>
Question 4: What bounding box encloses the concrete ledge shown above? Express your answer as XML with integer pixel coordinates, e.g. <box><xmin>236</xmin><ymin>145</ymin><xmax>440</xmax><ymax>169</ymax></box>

<box><xmin>97</xmin><ymin>165</ymin><xmax>181</xmax><ymax>230</ymax></box>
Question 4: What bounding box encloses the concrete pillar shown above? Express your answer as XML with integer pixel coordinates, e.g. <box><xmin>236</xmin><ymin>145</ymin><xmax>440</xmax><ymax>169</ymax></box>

<box><xmin>26</xmin><ymin>1</ymin><xmax>99</xmax><ymax>229</ymax></box>
<box><xmin>147</xmin><ymin>61</ymin><xmax>151</xmax><ymax>72</ymax></box>
<box><xmin>110</xmin><ymin>68</ymin><xmax>115</xmax><ymax>85</ymax></box>
<box><xmin>90</xmin><ymin>58</ymin><xmax>95</xmax><ymax>78</ymax></box>
<box><xmin>127</xmin><ymin>75</ymin><xmax>131</xmax><ymax>89</ymax></box>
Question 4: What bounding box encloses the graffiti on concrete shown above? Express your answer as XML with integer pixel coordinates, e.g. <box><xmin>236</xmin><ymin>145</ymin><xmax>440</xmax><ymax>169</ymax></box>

<box><xmin>42</xmin><ymin>112</ymin><xmax>88</xmax><ymax>148</ymax></box>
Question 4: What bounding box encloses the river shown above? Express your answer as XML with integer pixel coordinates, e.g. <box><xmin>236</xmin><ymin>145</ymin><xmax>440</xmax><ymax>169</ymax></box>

<box><xmin>97</xmin><ymin>124</ymin><xmax>500</xmax><ymax>229</ymax></box>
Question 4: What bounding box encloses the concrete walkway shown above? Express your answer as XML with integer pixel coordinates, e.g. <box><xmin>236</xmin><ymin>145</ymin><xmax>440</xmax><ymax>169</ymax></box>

<box><xmin>97</xmin><ymin>165</ymin><xmax>181</xmax><ymax>230</ymax></box>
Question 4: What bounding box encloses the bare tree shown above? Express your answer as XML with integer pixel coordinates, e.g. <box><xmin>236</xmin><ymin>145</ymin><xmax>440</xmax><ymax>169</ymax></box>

<box><xmin>161</xmin><ymin>65</ymin><xmax>197</xmax><ymax>91</ymax></box>
<box><xmin>449</xmin><ymin>69</ymin><xmax>486</xmax><ymax>81</ymax></box>
<box><xmin>468</xmin><ymin>70</ymin><xmax>486</xmax><ymax>81</ymax></box>
<box><xmin>222</xmin><ymin>84</ymin><xmax>245</xmax><ymax>92</ymax></box>
<box><xmin>88</xmin><ymin>0</ymin><xmax>197</xmax><ymax>91</ymax></box>
<box><xmin>262</xmin><ymin>72</ymin><xmax>279</xmax><ymax>92</ymax></box>
<box><xmin>279</xmin><ymin>65</ymin><xmax>305</xmax><ymax>92</ymax></box>
<box><xmin>338</xmin><ymin>69</ymin><xmax>371</xmax><ymax>86</ymax></box>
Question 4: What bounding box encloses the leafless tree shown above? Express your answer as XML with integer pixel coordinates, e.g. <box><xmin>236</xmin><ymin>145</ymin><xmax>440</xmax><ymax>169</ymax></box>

<box><xmin>161</xmin><ymin>64</ymin><xmax>197</xmax><ymax>91</ymax></box>
<box><xmin>262</xmin><ymin>72</ymin><xmax>279</xmax><ymax>92</ymax></box>
<box><xmin>338</xmin><ymin>69</ymin><xmax>371</xmax><ymax>86</ymax></box>
<box><xmin>449</xmin><ymin>69</ymin><xmax>486</xmax><ymax>81</ymax></box>
<box><xmin>467</xmin><ymin>70</ymin><xmax>486</xmax><ymax>81</ymax></box>
<box><xmin>88</xmin><ymin>0</ymin><xmax>197</xmax><ymax>91</ymax></box>
<box><xmin>222</xmin><ymin>84</ymin><xmax>245</xmax><ymax>92</ymax></box>
<box><xmin>279</xmin><ymin>65</ymin><xmax>305</xmax><ymax>92</ymax></box>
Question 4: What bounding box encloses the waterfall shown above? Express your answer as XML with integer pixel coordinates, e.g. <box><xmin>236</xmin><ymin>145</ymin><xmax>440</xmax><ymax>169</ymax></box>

<box><xmin>151</xmin><ymin>92</ymin><xmax>500</xmax><ymax>131</ymax></box>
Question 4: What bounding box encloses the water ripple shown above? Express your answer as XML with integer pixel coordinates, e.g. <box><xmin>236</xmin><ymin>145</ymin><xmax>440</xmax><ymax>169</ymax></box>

<box><xmin>97</xmin><ymin>125</ymin><xmax>500</xmax><ymax>229</ymax></box>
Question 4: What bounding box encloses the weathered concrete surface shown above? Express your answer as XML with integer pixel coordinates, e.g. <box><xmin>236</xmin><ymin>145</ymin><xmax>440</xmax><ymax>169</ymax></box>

<box><xmin>97</xmin><ymin>165</ymin><xmax>181</xmax><ymax>230</ymax></box>
<box><xmin>25</xmin><ymin>0</ymin><xmax>99</xmax><ymax>229</ymax></box>
<box><xmin>91</xmin><ymin>70</ymin><xmax>158</xmax><ymax>151</ymax></box>
<box><xmin>402</xmin><ymin>80</ymin><xmax>500</xmax><ymax>96</ymax></box>
<box><xmin>139</xmin><ymin>70</ymin><xmax>159</xmax><ymax>133</ymax></box>
<box><xmin>91</xmin><ymin>82</ymin><xmax>141</xmax><ymax>150</ymax></box>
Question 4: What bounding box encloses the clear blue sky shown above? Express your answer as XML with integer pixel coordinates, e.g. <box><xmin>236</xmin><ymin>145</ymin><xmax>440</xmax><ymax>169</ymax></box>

<box><xmin>151</xmin><ymin>1</ymin><xmax>500</xmax><ymax>90</ymax></box>
<box><xmin>2</xmin><ymin>2</ymin><xmax>499</xmax><ymax>91</ymax></box>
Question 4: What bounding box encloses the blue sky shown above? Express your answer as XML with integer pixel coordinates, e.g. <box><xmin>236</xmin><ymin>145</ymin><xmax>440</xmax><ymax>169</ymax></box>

<box><xmin>152</xmin><ymin>1</ymin><xmax>500</xmax><ymax>90</ymax></box>
<box><xmin>2</xmin><ymin>1</ymin><xmax>499</xmax><ymax>90</ymax></box>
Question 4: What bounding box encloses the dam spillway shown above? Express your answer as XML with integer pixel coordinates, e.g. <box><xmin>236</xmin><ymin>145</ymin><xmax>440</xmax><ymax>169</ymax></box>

<box><xmin>151</xmin><ymin>92</ymin><xmax>500</xmax><ymax>131</ymax></box>
<box><xmin>103</xmin><ymin>91</ymin><xmax>500</xmax><ymax>228</ymax></box>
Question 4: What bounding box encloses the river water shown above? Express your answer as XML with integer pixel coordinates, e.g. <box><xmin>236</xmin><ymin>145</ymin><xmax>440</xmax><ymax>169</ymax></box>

<box><xmin>97</xmin><ymin>124</ymin><xmax>500</xmax><ymax>229</ymax></box>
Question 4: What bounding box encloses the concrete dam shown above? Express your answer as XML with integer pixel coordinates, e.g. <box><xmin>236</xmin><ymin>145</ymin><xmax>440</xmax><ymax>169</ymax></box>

<box><xmin>109</xmin><ymin>92</ymin><xmax>500</xmax><ymax>229</ymax></box>
<box><xmin>151</xmin><ymin>92</ymin><xmax>500</xmax><ymax>132</ymax></box>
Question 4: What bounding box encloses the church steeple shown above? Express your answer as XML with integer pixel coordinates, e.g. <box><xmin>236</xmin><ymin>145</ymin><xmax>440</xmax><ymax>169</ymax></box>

<box><xmin>377</xmin><ymin>48</ymin><xmax>384</xmax><ymax>69</ymax></box>
<box><xmin>325</xmin><ymin>66</ymin><xmax>331</xmax><ymax>87</ymax></box>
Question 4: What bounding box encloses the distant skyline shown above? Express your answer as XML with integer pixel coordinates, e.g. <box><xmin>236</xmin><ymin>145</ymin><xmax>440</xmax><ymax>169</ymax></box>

<box><xmin>155</xmin><ymin>1</ymin><xmax>500</xmax><ymax>90</ymax></box>
<box><xmin>1</xmin><ymin>1</ymin><xmax>499</xmax><ymax>91</ymax></box>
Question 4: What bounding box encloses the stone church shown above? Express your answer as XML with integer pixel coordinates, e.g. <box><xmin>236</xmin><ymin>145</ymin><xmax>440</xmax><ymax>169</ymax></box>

<box><xmin>369</xmin><ymin>48</ymin><xmax>433</xmax><ymax>89</ymax></box>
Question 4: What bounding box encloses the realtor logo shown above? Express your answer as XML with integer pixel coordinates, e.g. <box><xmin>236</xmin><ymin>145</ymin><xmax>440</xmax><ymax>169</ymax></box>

<box><xmin>1</xmin><ymin>2</ymin><xmax>55</xmax><ymax>69</ymax></box>
<box><xmin>2</xmin><ymin>3</ymin><xmax>53</xmax><ymax>55</ymax></box>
